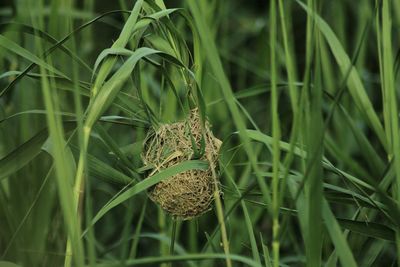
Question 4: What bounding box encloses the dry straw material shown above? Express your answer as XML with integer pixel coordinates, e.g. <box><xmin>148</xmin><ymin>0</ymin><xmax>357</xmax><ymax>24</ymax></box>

<box><xmin>142</xmin><ymin>109</ymin><xmax>222</xmax><ymax>220</ymax></box>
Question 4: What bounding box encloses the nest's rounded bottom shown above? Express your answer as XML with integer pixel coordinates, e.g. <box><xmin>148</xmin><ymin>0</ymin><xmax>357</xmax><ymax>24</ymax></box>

<box><xmin>142</xmin><ymin>109</ymin><xmax>221</xmax><ymax>220</ymax></box>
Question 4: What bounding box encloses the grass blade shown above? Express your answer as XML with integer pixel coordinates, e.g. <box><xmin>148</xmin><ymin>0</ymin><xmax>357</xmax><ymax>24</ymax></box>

<box><xmin>0</xmin><ymin>35</ymin><xmax>66</xmax><ymax>78</ymax></box>
<box><xmin>84</xmin><ymin>160</ymin><xmax>208</xmax><ymax>232</ymax></box>
<box><xmin>322</xmin><ymin>199</ymin><xmax>357</xmax><ymax>267</ymax></box>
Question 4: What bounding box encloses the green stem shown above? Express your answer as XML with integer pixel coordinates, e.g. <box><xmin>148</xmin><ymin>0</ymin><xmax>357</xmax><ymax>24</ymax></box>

<box><xmin>208</xmin><ymin>154</ymin><xmax>232</xmax><ymax>267</ymax></box>
<box><xmin>169</xmin><ymin>219</ymin><xmax>178</xmax><ymax>267</ymax></box>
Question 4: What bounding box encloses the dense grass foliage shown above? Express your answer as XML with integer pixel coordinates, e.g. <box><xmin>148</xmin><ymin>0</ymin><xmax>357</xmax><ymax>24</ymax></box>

<box><xmin>0</xmin><ymin>0</ymin><xmax>400</xmax><ymax>266</ymax></box>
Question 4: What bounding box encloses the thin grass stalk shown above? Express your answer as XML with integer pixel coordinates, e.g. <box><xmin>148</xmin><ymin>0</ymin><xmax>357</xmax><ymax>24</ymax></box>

<box><xmin>187</xmin><ymin>0</ymin><xmax>272</xmax><ymax>216</ymax></box>
<box><xmin>68</xmin><ymin>4</ymin><xmax>145</xmax><ymax>265</ymax></box>
<box><xmin>63</xmin><ymin>9</ymin><xmax>92</xmax><ymax>267</ymax></box>
<box><xmin>269</xmin><ymin>0</ymin><xmax>281</xmax><ymax>267</ymax></box>
<box><xmin>159</xmin><ymin>207</ymin><xmax>168</xmax><ymax>267</ymax></box>
<box><xmin>28</xmin><ymin>0</ymin><xmax>85</xmax><ymax>266</ymax></box>
<box><xmin>278</xmin><ymin>0</ymin><xmax>298</xmax><ymax>113</ymax></box>
<box><xmin>129</xmin><ymin>198</ymin><xmax>148</xmax><ymax>259</ymax></box>
<box><xmin>300</xmin><ymin>0</ymin><xmax>323</xmax><ymax>266</ymax></box>
<box><xmin>202</xmin><ymin>146</ymin><xmax>232</xmax><ymax>267</ymax></box>
<box><xmin>379</xmin><ymin>0</ymin><xmax>400</xmax><ymax>263</ymax></box>
<box><xmin>73</xmin><ymin>1</ymin><xmax>145</xmax><ymax>222</ymax></box>
<box><xmin>260</xmin><ymin>234</ymin><xmax>273</xmax><ymax>267</ymax></box>
<box><xmin>168</xmin><ymin>219</ymin><xmax>178</xmax><ymax>267</ymax></box>
<box><xmin>223</xmin><ymin>161</ymin><xmax>261</xmax><ymax>264</ymax></box>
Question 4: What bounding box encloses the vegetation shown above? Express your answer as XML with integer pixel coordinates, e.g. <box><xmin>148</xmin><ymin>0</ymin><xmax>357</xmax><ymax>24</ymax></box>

<box><xmin>0</xmin><ymin>0</ymin><xmax>399</xmax><ymax>266</ymax></box>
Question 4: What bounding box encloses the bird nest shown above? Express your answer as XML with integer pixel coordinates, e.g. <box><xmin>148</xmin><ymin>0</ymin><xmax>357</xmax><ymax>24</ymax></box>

<box><xmin>141</xmin><ymin>109</ymin><xmax>222</xmax><ymax>220</ymax></box>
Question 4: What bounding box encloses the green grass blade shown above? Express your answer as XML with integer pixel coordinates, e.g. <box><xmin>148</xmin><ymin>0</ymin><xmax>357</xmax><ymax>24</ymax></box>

<box><xmin>92</xmin><ymin>0</ymin><xmax>143</xmax><ymax>96</ymax></box>
<box><xmin>0</xmin><ymin>129</ymin><xmax>48</xmax><ymax>180</ymax></box>
<box><xmin>84</xmin><ymin>160</ymin><xmax>208</xmax><ymax>232</ymax></box>
<box><xmin>0</xmin><ymin>262</ymin><xmax>22</xmax><ymax>267</ymax></box>
<box><xmin>269</xmin><ymin>1</ymin><xmax>281</xmax><ymax>266</ymax></box>
<box><xmin>377</xmin><ymin>0</ymin><xmax>400</xmax><ymax>260</ymax></box>
<box><xmin>37</xmin><ymin>51</ymin><xmax>85</xmax><ymax>267</ymax></box>
<box><xmin>224</xmin><ymin>166</ymin><xmax>261</xmax><ymax>264</ymax></box>
<box><xmin>322</xmin><ymin>199</ymin><xmax>357</xmax><ymax>267</ymax></box>
<box><xmin>129</xmin><ymin>198</ymin><xmax>148</xmax><ymax>259</ymax></box>
<box><xmin>133</xmin><ymin>8</ymin><xmax>180</xmax><ymax>33</ymax></box>
<box><xmin>0</xmin><ymin>122</ymin><xmax>74</xmax><ymax>180</ymax></box>
<box><xmin>93</xmin><ymin>253</ymin><xmax>262</xmax><ymax>267</ymax></box>
<box><xmin>304</xmin><ymin>9</ymin><xmax>324</xmax><ymax>265</ymax></box>
<box><xmin>337</xmin><ymin>218</ymin><xmax>395</xmax><ymax>242</ymax></box>
<box><xmin>296</xmin><ymin>0</ymin><xmax>387</xmax><ymax>150</ymax></box>
<box><xmin>0</xmin><ymin>35</ymin><xmax>65</xmax><ymax>78</ymax></box>
<box><xmin>1</xmin><ymin>22</ymin><xmax>92</xmax><ymax>72</ymax></box>
<box><xmin>86</xmin><ymin>48</ymin><xmax>171</xmax><ymax>130</ymax></box>
<box><xmin>0</xmin><ymin>10</ymin><xmax>133</xmax><ymax>98</ymax></box>
<box><xmin>187</xmin><ymin>0</ymin><xmax>271</xmax><ymax>214</ymax></box>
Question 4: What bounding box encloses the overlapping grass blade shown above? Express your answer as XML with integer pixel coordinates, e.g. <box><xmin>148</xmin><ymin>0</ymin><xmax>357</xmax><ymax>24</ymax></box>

<box><xmin>91</xmin><ymin>0</ymin><xmax>143</xmax><ymax>96</ymax></box>
<box><xmin>85</xmin><ymin>47</ymin><xmax>184</xmax><ymax>130</ymax></box>
<box><xmin>84</xmin><ymin>160</ymin><xmax>208</xmax><ymax>232</ymax></box>
<box><xmin>224</xmin><ymin>166</ymin><xmax>261</xmax><ymax>264</ymax></box>
<box><xmin>377</xmin><ymin>0</ymin><xmax>400</xmax><ymax>257</ymax></box>
<box><xmin>0</xmin><ymin>35</ymin><xmax>66</xmax><ymax>78</ymax></box>
<box><xmin>0</xmin><ymin>10</ymin><xmax>132</xmax><ymax>97</ymax></box>
<box><xmin>336</xmin><ymin>218</ymin><xmax>395</xmax><ymax>242</ymax></box>
<box><xmin>187</xmin><ymin>0</ymin><xmax>271</xmax><ymax>213</ymax></box>
<box><xmin>0</xmin><ymin>22</ymin><xmax>91</xmax><ymax>72</ymax></box>
<box><xmin>296</xmin><ymin>0</ymin><xmax>387</xmax><ymax>149</ymax></box>
<box><xmin>36</xmin><ymin>44</ymin><xmax>85</xmax><ymax>267</ymax></box>
<box><xmin>0</xmin><ymin>122</ymin><xmax>74</xmax><ymax>180</ymax></box>
<box><xmin>322</xmin><ymin>199</ymin><xmax>357</xmax><ymax>267</ymax></box>
<box><xmin>0</xmin><ymin>128</ymin><xmax>49</xmax><ymax>180</ymax></box>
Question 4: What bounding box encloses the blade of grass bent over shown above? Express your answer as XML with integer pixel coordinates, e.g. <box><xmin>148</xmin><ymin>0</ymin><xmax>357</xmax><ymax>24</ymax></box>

<box><xmin>0</xmin><ymin>35</ymin><xmax>66</xmax><ymax>78</ymax></box>
<box><xmin>84</xmin><ymin>160</ymin><xmax>208</xmax><ymax>234</ymax></box>
<box><xmin>91</xmin><ymin>0</ymin><xmax>143</xmax><ymax>97</ymax></box>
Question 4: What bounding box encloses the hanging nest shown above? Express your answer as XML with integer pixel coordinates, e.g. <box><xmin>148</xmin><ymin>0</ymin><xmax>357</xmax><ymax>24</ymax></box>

<box><xmin>141</xmin><ymin>109</ymin><xmax>222</xmax><ymax>220</ymax></box>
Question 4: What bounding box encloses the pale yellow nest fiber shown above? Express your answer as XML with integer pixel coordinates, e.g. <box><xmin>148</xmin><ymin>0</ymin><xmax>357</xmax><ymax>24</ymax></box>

<box><xmin>142</xmin><ymin>109</ymin><xmax>222</xmax><ymax>220</ymax></box>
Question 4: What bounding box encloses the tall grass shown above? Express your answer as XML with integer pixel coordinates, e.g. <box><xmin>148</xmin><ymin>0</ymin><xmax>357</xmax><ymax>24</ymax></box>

<box><xmin>0</xmin><ymin>0</ymin><xmax>399</xmax><ymax>266</ymax></box>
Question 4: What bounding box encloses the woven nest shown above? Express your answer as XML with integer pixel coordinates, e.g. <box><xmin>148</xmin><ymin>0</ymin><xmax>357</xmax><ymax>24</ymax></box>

<box><xmin>142</xmin><ymin>109</ymin><xmax>222</xmax><ymax>220</ymax></box>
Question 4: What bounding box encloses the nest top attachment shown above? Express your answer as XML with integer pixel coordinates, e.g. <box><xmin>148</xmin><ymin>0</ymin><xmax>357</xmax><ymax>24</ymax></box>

<box><xmin>142</xmin><ymin>109</ymin><xmax>222</xmax><ymax>220</ymax></box>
